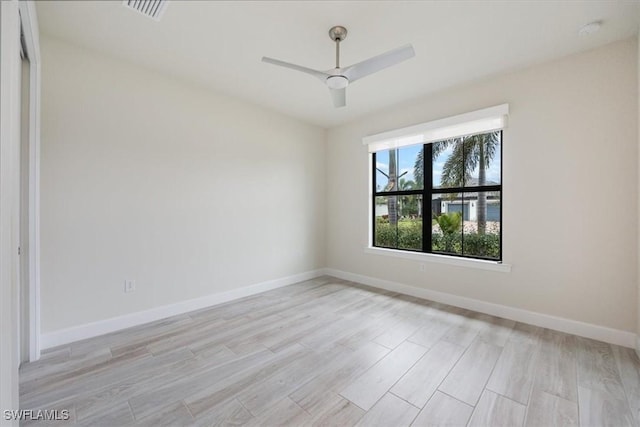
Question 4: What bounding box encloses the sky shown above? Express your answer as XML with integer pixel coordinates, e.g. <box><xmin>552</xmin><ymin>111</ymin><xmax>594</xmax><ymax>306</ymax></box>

<box><xmin>376</xmin><ymin>140</ymin><xmax>501</xmax><ymax>190</ymax></box>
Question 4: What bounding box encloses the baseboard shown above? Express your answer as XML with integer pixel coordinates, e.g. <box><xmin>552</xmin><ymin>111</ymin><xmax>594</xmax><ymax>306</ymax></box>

<box><xmin>42</xmin><ymin>267</ymin><xmax>636</xmax><ymax>350</ymax></box>
<box><xmin>323</xmin><ymin>268</ymin><xmax>637</xmax><ymax>349</ymax></box>
<box><xmin>41</xmin><ymin>269</ymin><xmax>325</xmax><ymax>350</ymax></box>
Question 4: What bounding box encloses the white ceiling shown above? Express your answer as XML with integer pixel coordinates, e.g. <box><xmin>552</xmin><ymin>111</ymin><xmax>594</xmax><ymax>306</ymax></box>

<box><xmin>36</xmin><ymin>1</ymin><xmax>639</xmax><ymax>128</ymax></box>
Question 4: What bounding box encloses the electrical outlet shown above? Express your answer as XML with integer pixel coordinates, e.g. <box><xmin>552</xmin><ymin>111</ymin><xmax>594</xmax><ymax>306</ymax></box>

<box><xmin>419</xmin><ymin>263</ymin><xmax>426</xmax><ymax>272</ymax></box>
<box><xmin>124</xmin><ymin>280</ymin><xmax>136</xmax><ymax>293</ymax></box>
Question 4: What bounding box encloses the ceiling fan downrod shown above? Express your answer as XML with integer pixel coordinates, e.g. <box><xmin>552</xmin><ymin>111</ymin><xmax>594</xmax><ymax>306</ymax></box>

<box><xmin>329</xmin><ymin>26</ymin><xmax>347</xmax><ymax>69</ymax></box>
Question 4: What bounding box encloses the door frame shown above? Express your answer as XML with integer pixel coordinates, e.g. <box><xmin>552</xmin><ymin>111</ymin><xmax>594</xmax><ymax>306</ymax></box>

<box><xmin>18</xmin><ymin>0</ymin><xmax>41</xmax><ymax>362</ymax></box>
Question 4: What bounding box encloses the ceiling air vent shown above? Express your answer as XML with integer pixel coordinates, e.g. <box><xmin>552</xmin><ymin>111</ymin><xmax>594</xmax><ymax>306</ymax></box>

<box><xmin>123</xmin><ymin>0</ymin><xmax>168</xmax><ymax>21</ymax></box>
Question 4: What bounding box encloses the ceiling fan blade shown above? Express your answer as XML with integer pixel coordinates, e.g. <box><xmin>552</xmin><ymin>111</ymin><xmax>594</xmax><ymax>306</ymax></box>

<box><xmin>342</xmin><ymin>44</ymin><xmax>415</xmax><ymax>82</ymax></box>
<box><xmin>262</xmin><ymin>57</ymin><xmax>329</xmax><ymax>81</ymax></box>
<box><xmin>330</xmin><ymin>88</ymin><xmax>346</xmax><ymax>108</ymax></box>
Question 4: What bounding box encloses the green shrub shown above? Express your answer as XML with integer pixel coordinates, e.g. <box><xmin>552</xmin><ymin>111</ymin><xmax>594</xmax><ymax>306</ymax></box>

<box><xmin>375</xmin><ymin>219</ymin><xmax>422</xmax><ymax>250</ymax></box>
<box><xmin>435</xmin><ymin>212</ymin><xmax>462</xmax><ymax>235</ymax></box>
<box><xmin>431</xmin><ymin>232</ymin><xmax>461</xmax><ymax>254</ymax></box>
<box><xmin>462</xmin><ymin>233</ymin><xmax>500</xmax><ymax>258</ymax></box>
<box><xmin>398</xmin><ymin>220</ymin><xmax>422</xmax><ymax>250</ymax></box>
<box><xmin>375</xmin><ymin>218</ymin><xmax>500</xmax><ymax>259</ymax></box>
<box><xmin>375</xmin><ymin>220</ymin><xmax>398</xmax><ymax>247</ymax></box>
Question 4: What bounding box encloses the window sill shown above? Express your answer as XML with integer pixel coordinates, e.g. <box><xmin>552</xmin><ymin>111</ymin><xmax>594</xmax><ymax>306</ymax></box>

<box><xmin>364</xmin><ymin>247</ymin><xmax>512</xmax><ymax>273</ymax></box>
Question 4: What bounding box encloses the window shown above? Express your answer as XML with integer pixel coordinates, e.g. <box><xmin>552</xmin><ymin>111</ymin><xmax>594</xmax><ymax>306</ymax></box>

<box><xmin>367</xmin><ymin>105</ymin><xmax>507</xmax><ymax>262</ymax></box>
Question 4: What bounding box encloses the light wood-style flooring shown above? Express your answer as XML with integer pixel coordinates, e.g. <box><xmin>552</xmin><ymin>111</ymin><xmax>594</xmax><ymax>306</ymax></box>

<box><xmin>20</xmin><ymin>276</ymin><xmax>640</xmax><ymax>426</ymax></box>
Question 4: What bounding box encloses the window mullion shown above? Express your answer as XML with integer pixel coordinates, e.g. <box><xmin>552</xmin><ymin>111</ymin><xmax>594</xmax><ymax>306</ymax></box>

<box><xmin>372</xmin><ymin>152</ymin><xmax>377</xmax><ymax>247</ymax></box>
<box><xmin>461</xmin><ymin>140</ymin><xmax>465</xmax><ymax>256</ymax></box>
<box><xmin>424</xmin><ymin>144</ymin><xmax>432</xmax><ymax>254</ymax></box>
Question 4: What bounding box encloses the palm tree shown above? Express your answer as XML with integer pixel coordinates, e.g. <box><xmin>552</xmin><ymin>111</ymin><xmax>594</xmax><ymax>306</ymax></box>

<box><xmin>399</xmin><ymin>178</ymin><xmax>415</xmax><ymax>190</ymax></box>
<box><xmin>414</xmin><ymin>147</ymin><xmax>424</xmax><ymax>187</ymax></box>
<box><xmin>399</xmin><ymin>178</ymin><xmax>419</xmax><ymax>217</ymax></box>
<box><xmin>377</xmin><ymin>149</ymin><xmax>407</xmax><ymax>226</ymax></box>
<box><xmin>414</xmin><ymin>132</ymin><xmax>499</xmax><ymax>234</ymax></box>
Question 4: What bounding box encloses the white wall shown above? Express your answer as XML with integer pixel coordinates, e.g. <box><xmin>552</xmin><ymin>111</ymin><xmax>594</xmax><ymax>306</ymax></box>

<box><xmin>40</xmin><ymin>37</ymin><xmax>326</xmax><ymax>333</ymax></box>
<box><xmin>327</xmin><ymin>38</ymin><xmax>638</xmax><ymax>335</ymax></box>
<box><xmin>0</xmin><ymin>0</ymin><xmax>22</xmax><ymax>423</ymax></box>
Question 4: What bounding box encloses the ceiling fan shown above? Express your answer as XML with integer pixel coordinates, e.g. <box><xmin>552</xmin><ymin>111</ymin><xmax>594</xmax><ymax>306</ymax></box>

<box><xmin>262</xmin><ymin>26</ymin><xmax>415</xmax><ymax>108</ymax></box>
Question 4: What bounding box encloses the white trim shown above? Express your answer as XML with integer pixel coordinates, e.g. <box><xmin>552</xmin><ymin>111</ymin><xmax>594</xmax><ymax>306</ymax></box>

<box><xmin>41</xmin><ymin>269</ymin><xmax>325</xmax><ymax>350</ymax></box>
<box><xmin>636</xmin><ymin>336</ymin><xmax>640</xmax><ymax>359</ymax></box>
<box><xmin>1</xmin><ymin>0</ymin><xmax>23</xmax><ymax>418</ymax></box>
<box><xmin>364</xmin><ymin>247</ymin><xmax>511</xmax><ymax>273</ymax></box>
<box><xmin>323</xmin><ymin>268</ymin><xmax>636</xmax><ymax>349</ymax></box>
<box><xmin>363</xmin><ymin>104</ymin><xmax>509</xmax><ymax>153</ymax></box>
<box><xmin>18</xmin><ymin>0</ymin><xmax>41</xmax><ymax>362</ymax></box>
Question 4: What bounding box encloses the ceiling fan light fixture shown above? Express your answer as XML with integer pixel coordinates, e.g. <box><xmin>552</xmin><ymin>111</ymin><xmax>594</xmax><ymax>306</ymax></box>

<box><xmin>326</xmin><ymin>75</ymin><xmax>349</xmax><ymax>90</ymax></box>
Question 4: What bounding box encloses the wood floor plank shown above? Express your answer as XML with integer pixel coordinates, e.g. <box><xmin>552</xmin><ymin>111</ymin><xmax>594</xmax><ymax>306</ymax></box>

<box><xmin>411</xmin><ymin>391</ymin><xmax>473</xmax><ymax>427</ymax></box>
<box><xmin>406</xmin><ymin>316</ymin><xmax>453</xmax><ymax>350</ymax></box>
<box><xmin>336</xmin><ymin>313</ymin><xmax>403</xmax><ymax>350</ymax></box>
<box><xmin>261</xmin><ymin>314</ymin><xmax>342</xmax><ymax>353</ymax></box>
<box><xmin>189</xmin><ymin>398</ymin><xmax>253</xmax><ymax>427</ymax></box>
<box><xmin>508</xmin><ymin>322</ymin><xmax>544</xmax><ymax>345</ymax></box>
<box><xmin>130</xmin><ymin>347</ymin><xmax>279</xmax><ymax>420</ymax></box>
<box><xmin>19</xmin><ymin>278</ymin><xmax>637</xmax><ymax>427</ymax></box>
<box><xmin>354</xmin><ymin>393</ymin><xmax>419</xmax><ymax>427</ymax></box>
<box><xmin>290</xmin><ymin>342</ymin><xmax>390</xmax><ymax>415</ymax></box>
<box><xmin>390</xmin><ymin>340</ymin><xmax>465</xmax><ymax>408</ymax></box>
<box><xmin>134</xmin><ymin>401</ymin><xmax>194</xmax><ymax>427</ymax></box>
<box><xmin>438</xmin><ymin>338</ymin><xmax>502</xmax><ymax>406</ymax></box>
<box><xmin>223</xmin><ymin>311</ymin><xmax>317</xmax><ymax>354</ymax></box>
<box><xmin>69</xmin><ymin>314</ymin><xmax>193</xmax><ymax>358</ymax></box>
<box><xmin>20</xmin><ymin>346</ymin><xmax>112</xmax><ymax>396</ymax></box>
<box><xmin>575</xmin><ymin>337</ymin><xmax>627</xmax><ymax>401</ymax></box>
<box><xmin>439</xmin><ymin>324</ymin><xmax>480</xmax><ymax>348</ymax></box>
<box><xmin>374</xmin><ymin>317</ymin><xmax>426</xmax><ymax>349</ymax></box>
<box><xmin>486</xmin><ymin>338</ymin><xmax>539</xmax><ymax>404</ymax></box>
<box><xmin>72</xmin><ymin>347</ymin><xmax>196</xmax><ymax>421</ymax></box>
<box><xmin>533</xmin><ymin>329</ymin><xmax>578</xmax><ymax>402</ymax></box>
<box><xmin>22</xmin><ymin>346</ymin><xmax>153</xmax><ymax>406</ymax></box>
<box><xmin>467</xmin><ymin>390</ymin><xmax>526</xmax><ymax>427</ymax></box>
<box><xmin>149</xmin><ymin>312</ymin><xmax>284</xmax><ymax>356</ymax></box>
<box><xmin>308</xmin><ymin>394</ymin><xmax>365</xmax><ymax>427</ymax></box>
<box><xmin>75</xmin><ymin>400</ymin><xmax>134</xmax><ymax>427</ymax></box>
<box><xmin>577</xmin><ymin>385</ymin><xmax>634</xmax><ymax>427</ymax></box>
<box><xmin>235</xmin><ymin>347</ymin><xmax>333</xmax><ymax>416</ymax></box>
<box><xmin>612</xmin><ymin>345</ymin><xmax>640</xmax><ymax>424</ymax></box>
<box><xmin>298</xmin><ymin>316</ymin><xmax>363</xmax><ymax>350</ymax></box>
<box><xmin>340</xmin><ymin>341</ymin><xmax>427</xmax><ymax>411</ymax></box>
<box><xmin>244</xmin><ymin>397</ymin><xmax>312</xmax><ymax>427</ymax></box>
<box><xmin>143</xmin><ymin>318</ymin><xmax>228</xmax><ymax>356</ymax></box>
<box><xmin>476</xmin><ymin>315</ymin><xmax>516</xmax><ymax>347</ymax></box>
<box><xmin>19</xmin><ymin>347</ymin><xmax>72</xmax><ymax>383</ymax></box>
<box><xmin>182</xmin><ymin>344</ymin><xmax>310</xmax><ymax>418</ymax></box>
<box><xmin>525</xmin><ymin>388</ymin><xmax>578</xmax><ymax>427</ymax></box>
